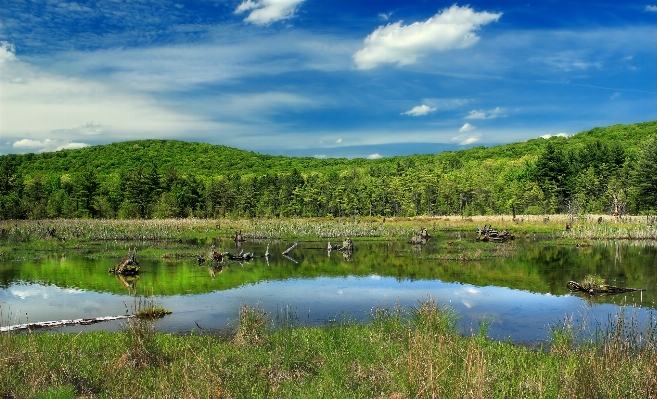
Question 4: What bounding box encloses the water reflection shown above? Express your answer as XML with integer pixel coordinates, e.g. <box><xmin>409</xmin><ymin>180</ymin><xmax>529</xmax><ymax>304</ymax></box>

<box><xmin>0</xmin><ymin>238</ymin><xmax>655</xmax><ymax>342</ymax></box>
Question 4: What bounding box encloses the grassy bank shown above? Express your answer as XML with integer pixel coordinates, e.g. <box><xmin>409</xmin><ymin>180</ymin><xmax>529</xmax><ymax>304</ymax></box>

<box><xmin>2</xmin><ymin>300</ymin><xmax>656</xmax><ymax>399</ymax></box>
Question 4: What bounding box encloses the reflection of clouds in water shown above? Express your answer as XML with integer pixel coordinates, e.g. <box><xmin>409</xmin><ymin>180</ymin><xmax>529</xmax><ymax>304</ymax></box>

<box><xmin>337</xmin><ymin>290</ymin><xmax>344</xmax><ymax>295</ymax></box>
<box><xmin>454</xmin><ymin>286</ymin><xmax>482</xmax><ymax>297</ymax></box>
<box><xmin>10</xmin><ymin>287</ymin><xmax>48</xmax><ymax>300</ymax></box>
<box><xmin>461</xmin><ymin>299</ymin><xmax>477</xmax><ymax>308</ymax></box>
<box><xmin>10</xmin><ymin>285</ymin><xmax>84</xmax><ymax>300</ymax></box>
<box><xmin>370</xmin><ymin>274</ymin><xmax>381</xmax><ymax>280</ymax></box>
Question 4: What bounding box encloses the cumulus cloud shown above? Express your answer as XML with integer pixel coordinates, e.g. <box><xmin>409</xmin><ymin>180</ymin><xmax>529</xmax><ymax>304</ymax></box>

<box><xmin>353</xmin><ymin>5</ymin><xmax>501</xmax><ymax>69</ymax></box>
<box><xmin>402</xmin><ymin>104</ymin><xmax>436</xmax><ymax>116</ymax></box>
<box><xmin>646</xmin><ymin>5</ymin><xmax>657</xmax><ymax>11</ymax></box>
<box><xmin>12</xmin><ymin>138</ymin><xmax>89</xmax><ymax>153</ymax></box>
<box><xmin>465</xmin><ymin>107</ymin><xmax>505</xmax><ymax>119</ymax></box>
<box><xmin>459</xmin><ymin>123</ymin><xmax>476</xmax><ymax>132</ymax></box>
<box><xmin>540</xmin><ymin>133</ymin><xmax>568</xmax><ymax>139</ymax></box>
<box><xmin>367</xmin><ymin>153</ymin><xmax>382</xmax><ymax>159</ymax></box>
<box><xmin>235</xmin><ymin>0</ymin><xmax>305</xmax><ymax>25</ymax></box>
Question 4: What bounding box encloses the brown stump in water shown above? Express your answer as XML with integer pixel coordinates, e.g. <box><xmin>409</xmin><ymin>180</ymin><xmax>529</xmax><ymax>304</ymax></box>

<box><xmin>110</xmin><ymin>248</ymin><xmax>140</xmax><ymax>275</ymax></box>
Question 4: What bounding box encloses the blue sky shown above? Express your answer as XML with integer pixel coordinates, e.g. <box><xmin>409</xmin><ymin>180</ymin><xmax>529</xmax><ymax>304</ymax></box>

<box><xmin>1</xmin><ymin>0</ymin><xmax>655</xmax><ymax>158</ymax></box>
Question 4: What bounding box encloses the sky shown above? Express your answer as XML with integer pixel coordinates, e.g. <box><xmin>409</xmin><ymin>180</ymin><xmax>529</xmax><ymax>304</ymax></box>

<box><xmin>1</xmin><ymin>0</ymin><xmax>656</xmax><ymax>158</ymax></box>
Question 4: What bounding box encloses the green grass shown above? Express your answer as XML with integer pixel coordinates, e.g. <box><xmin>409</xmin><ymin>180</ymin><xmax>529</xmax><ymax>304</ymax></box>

<box><xmin>2</xmin><ymin>299</ymin><xmax>656</xmax><ymax>398</ymax></box>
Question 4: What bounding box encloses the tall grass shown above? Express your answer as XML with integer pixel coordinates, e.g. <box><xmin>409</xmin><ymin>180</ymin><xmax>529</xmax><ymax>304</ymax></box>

<box><xmin>2</xmin><ymin>299</ymin><xmax>656</xmax><ymax>398</ymax></box>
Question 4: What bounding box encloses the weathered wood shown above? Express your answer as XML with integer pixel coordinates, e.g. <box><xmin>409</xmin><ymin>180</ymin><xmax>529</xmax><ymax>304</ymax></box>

<box><xmin>282</xmin><ymin>242</ymin><xmax>298</xmax><ymax>255</ymax></box>
<box><xmin>110</xmin><ymin>248</ymin><xmax>139</xmax><ymax>275</ymax></box>
<box><xmin>476</xmin><ymin>225</ymin><xmax>514</xmax><ymax>242</ymax></box>
<box><xmin>1</xmin><ymin>315</ymin><xmax>135</xmax><ymax>333</ymax></box>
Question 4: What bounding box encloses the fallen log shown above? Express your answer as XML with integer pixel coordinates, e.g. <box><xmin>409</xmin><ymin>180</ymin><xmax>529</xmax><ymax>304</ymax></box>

<box><xmin>567</xmin><ymin>280</ymin><xmax>643</xmax><ymax>295</ymax></box>
<box><xmin>1</xmin><ymin>315</ymin><xmax>135</xmax><ymax>333</ymax></box>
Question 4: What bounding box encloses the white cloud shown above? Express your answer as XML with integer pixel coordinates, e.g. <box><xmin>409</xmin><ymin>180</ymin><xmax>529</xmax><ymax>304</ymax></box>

<box><xmin>0</xmin><ymin>43</ymin><xmax>223</xmax><ymax>153</ymax></box>
<box><xmin>13</xmin><ymin>139</ymin><xmax>51</xmax><ymax>149</ymax></box>
<box><xmin>465</xmin><ymin>107</ymin><xmax>505</xmax><ymax>119</ymax></box>
<box><xmin>353</xmin><ymin>5</ymin><xmax>501</xmax><ymax>69</ymax></box>
<box><xmin>452</xmin><ymin>130</ymin><xmax>482</xmax><ymax>145</ymax></box>
<box><xmin>646</xmin><ymin>5</ymin><xmax>657</xmax><ymax>11</ymax></box>
<box><xmin>12</xmin><ymin>139</ymin><xmax>89</xmax><ymax>153</ymax></box>
<box><xmin>459</xmin><ymin>123</ymin><xmax>476</xmax><ymax>132</ymax></box>
<box><xmin>402</xmin><ymin>104</ymin><xmax>436</xmax><ymax>116</ymax></box>
<box><xmin>540</xmin><ymin>133</ymin><xmax>568</xmax><ymax>139</ymax></box>
<box><xmin>367</xmin><ymin>153</ymin><xmax>382</xmax><ymax>159</ymax></box>
<box><xmin>336</xmin><ymin>138</ymin><xmax>342</xmax><ymax>143</ymax></box>
<box><xmin>235</xmin><ymin>0</ymin><xmax>305</xmax><ymax>25</ymax></box>
<box><xmin>314</xmin><ymin>154</ymin><xmax>326</xmax><ymax>159</ymax></box>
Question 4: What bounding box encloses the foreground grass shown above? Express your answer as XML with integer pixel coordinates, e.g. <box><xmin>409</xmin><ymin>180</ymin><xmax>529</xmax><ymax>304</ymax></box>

<box><xmin>2</xmin><ymin>300</ymin><xmax>656</xmax><ymax>399</ymax></box>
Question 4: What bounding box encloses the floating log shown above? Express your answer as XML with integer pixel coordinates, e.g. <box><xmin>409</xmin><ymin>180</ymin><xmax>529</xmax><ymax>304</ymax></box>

<box><xmin>1</xmin><ymin>315</ymin><xmax>135</xmax><ymax>333</ymax></box>
<box><xmin>282</xmin><ymin>242</ymin><xmax>298</xmax><ymax>256</ymax></box>
<box><xmin>567</xmin><ymin>280</ymin><xmax>643</xmax><ymax>295</ymax></box>
<box><xmin>110</xmin><ymin>248</ymin><xmax>139</xmax><ymax>275</ymax></box>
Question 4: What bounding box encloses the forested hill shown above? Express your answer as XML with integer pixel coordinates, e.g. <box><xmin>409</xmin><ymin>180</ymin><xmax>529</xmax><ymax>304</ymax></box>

<box><xmin>5</xmin><ymin>121</ymin><xmax>656</xmax><ymax>179</ymax></box>
<box><xmin>1</xmin><ymin>121</ymin><xmax>656</xmax><ymax>219</ymax></box>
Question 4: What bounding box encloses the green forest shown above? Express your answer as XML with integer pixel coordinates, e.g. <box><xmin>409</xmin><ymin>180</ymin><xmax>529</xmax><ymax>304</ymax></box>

<box><xmin>1</xmin><ymin>121</ymin><xmax>656</xmax><ymax>220</ymax></box>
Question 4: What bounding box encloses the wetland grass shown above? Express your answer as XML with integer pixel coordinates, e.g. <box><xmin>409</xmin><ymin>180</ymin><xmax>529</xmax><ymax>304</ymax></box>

<box><xmin>2</xmin><ymin>299</ymin><xmax>656</xmax><ymax>398</ymax></box>
<box><xmin>3</xmin><ymin>214</ymin><xmax>657</xmax><ymax>261</ymax></box>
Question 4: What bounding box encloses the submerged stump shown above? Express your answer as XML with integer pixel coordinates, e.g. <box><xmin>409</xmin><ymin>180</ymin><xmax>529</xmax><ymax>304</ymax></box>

<box><xmin>110</xmin><ymin>248</ymin><xmax>140</xmax><ymax>275</ymax></box>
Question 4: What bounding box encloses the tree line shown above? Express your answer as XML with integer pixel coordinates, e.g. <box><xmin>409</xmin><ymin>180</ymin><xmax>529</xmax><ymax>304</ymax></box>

<box><xmin>1</xmin><ymin>121</ymin><xmax>656</xmax><ymax>220</ymax></box>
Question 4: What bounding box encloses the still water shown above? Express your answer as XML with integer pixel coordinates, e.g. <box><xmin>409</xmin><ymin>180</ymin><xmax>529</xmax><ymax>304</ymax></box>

<box><xmin>1</xmin><ymin>237</ymin><xmax>656</xmax><ymax>342</ymax></box>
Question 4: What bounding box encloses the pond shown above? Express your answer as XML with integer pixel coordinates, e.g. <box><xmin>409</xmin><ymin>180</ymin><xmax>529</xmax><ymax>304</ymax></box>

<box><xmin>1</xmin><ymin>235</ymin><xmax>656</xmax><ymax>343</ymax></box>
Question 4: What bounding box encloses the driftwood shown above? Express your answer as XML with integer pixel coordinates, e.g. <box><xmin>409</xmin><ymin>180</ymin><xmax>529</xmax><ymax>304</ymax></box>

<box><xmin>234</xmin><ymin>230</ymin><xmax>245</xmax><ymax>242</ymax></box>
<box><xmin>1</xmin><ymin>315</ymin><xmax>135</xmax><ymax>333</ymax></box>
<box><xmin>567</xmin><ymin>281</ymin><xmax>643</xmax><ymax>295</ymax></box>
<box><xmin>110</xmin><ymin>248</ymin><xmax>139</xmax><ymax>275</ymax></box>
<box><xmin>476</xmin><ymin>225</ymin><xmax>514</xmax><ymax>242</ymax></box>
<box><xmin>282</xmin><ymin>242</ymin><xmax>298</xmax><ymax>256</ymax></box>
